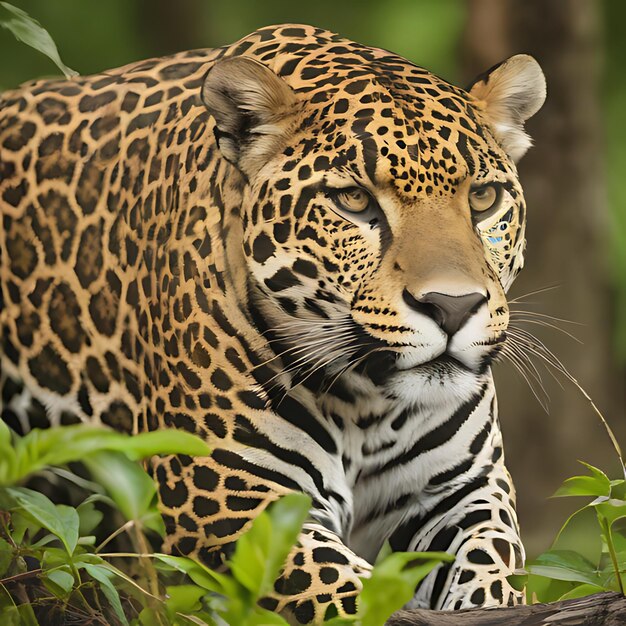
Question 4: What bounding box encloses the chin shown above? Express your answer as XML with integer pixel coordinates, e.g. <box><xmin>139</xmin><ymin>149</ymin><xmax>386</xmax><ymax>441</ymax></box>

<box><xmin>387</xmin><ymin>356</ymin><xmax>490</xmax><ymax>410</ymax></box>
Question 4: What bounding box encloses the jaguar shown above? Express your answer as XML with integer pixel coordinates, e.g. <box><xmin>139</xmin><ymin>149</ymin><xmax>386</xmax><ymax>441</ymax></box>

<box><xmin>0</xmin><ymin>23</ymin><xmax>546</xmax><ymax>624</ymax></box>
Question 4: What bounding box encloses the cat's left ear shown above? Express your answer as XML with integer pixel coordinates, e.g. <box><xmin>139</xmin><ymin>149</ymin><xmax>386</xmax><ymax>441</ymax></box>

<box><xmin>469</xmin><ymin>55</ymin><xmax>546</xmax><ymax>162</ymax></box>
<box><xmin>202</xmin><ymin>56</ymin><xmax>299</xmax><ymax>175</ymax></box>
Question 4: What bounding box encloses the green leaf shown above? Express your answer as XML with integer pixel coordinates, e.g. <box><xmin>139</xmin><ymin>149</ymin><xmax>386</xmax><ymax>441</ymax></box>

<box><xmin>137</xmin><ymin>607</ymin><xmax>159</xmax><ymax>626</ymax></box>
<box><xmin>84</xmin><ymin>451</ymin><xmax>156</xmax><ymax>522</ymax></box>
<box><xmin>42</xmin><ymin>547</ymin><xmax>73</xmax><ymax>569</ymax></box>
<box><xmin>139</xmin><ymin>508</ymin><xmax>166</xmax><ymax>537</ymax></box>
<box><xmin>359</xmin><ymin>551</ymin><xmax>453</xmax><ymax>626</ymax></box>
<box><xmin>0</xmin><ymin>584</ymin><xmax>39</xmax><ymax>626</ymax></box>
<box><xmin>599</xmin><ymin>554</ymin><xmax>626</xmax><ymax>590</ymax></box>
<box><xmin>165</xmin><ymin>584</ymin><xmax>206</xmax><ymax>613</ymax></box>
<box><xmin>154</xmin><ymin>554</ymin><xmax>236</xmax><ymax>597</ymax></box>
<box><xmin>528</xmin><ymin>550</ymin><xmax>601</xmax><ymax>585</ymax></box>
<box><xmin>55</xmin><ymin>505</ymin><xmax>80</xmax><ymax>555</ymax></box>
<box><xmin>229</xmin><ymin>493</ymin><xmax>310</xmax><ymax>600</ymax></box>
<box><xmin>107</xmin><ymin>430</ymin><xmax>211</xmax><ymax>461</ymax></box>
<box><xmin>72</xmin><ymin>552</ymin><xmax>106</xmax><ymax>568</ymax></box>
<box><xmin>7</xmin><ymin>510</ymin><xmax>38</xmax><ymax>545</ymax></box>
<box><xmin>0</xmin><ymin>2</ymin><xmax>76</xmax><ymax>77</ymax></box>
<box><xmin>6</xmin><ymin>487</ymin><xmax>79</xmax><ymax>555</ymax></box>
<box><xmin>0</xmin><ymin>537</ymin><xmax>13</xmax><ymax>577</ymax></box>
<box><xmin>1</xmin><ymin>424</ymin><xmax>211</xmax><ymax>486</ymax></box>
<box><xmin>244</xmin><ymin>609</ymin><xmax>290</xmax><ymax>625</ymax></box>
<box><xmin>0</xmin><ymin>421</ymin><xmax>17</xmax><ymax>485</ymax></box>
<box><xmin>525</xmin><ymin>574</ymin><xmax>581</xmax><ymax>604</ymax></box>
<box><xmin>550</xmin><ymin>505</ymin><xmax>603</xmax><ymax>567</ymax></box>
<box><xmin>83</xmin><ymin>563</ymin><xmax>129</xmax><ymax>626</ymax></box>
<box><xmin>77</xmin><ymin>495</ymin><xmax>104</xmax><ymax>535</ymax></box>
<box><xmin>30</xmin><ymin>532</ymin><xmax>62</xmax><ymax>549</ymax></box>
<box><xmin>506</xmin><ymin>571</ymin><xmax>528</xmax><ymax>592</ymax></box>
<box><xmin>610</xmin><ymin>479</ymin><xmax>626</xmax><ymax>500</ymax></box>
<box><xmin>595</xmin><ymin>498</ymin><xmax>626</xmax><ymax>529</ymax></box>
<box><xmin>558</xmin><ymin>582</ymin><xmax>605</xmax><ymax>600</ymax></box>
<box><xmin>0</xmin><ymin>419</ymin><xmax>10</xmax><ymax>446</ymax></box>
<box><xmin>553</xmin><ymin>463</ymin><xmax>611</xmax><ymax>498</ymax></box>
<box><xmin>42</xmin><ymin>568</ymin><xmax>75</xmax><ymax>598</ymax></box>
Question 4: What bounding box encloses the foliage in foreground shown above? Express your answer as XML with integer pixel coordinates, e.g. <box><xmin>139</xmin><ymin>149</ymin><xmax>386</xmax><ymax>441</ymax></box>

<box><xmin>0</xmin><ymin>422</ymin><xmax>452</xmax><ymax>625</ymax></box>
<box><xmin>0</xmin><ymin>2</ymin><xmax>76</xmax><ymax>78</ymax></box>
<box><xmin>1</xmin><ymin>421</ymin><xmax>625</xmax><ymax>626</ymax></box>
<box><xmin>519</xmin><ymin>461</ymin><xmax>626</xmax><ymax>603</ymax></box>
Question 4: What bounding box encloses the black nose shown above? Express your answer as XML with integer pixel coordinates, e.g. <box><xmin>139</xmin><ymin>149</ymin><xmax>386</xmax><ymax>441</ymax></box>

<box><xmin>402</xmin><ymin>289</ymin><xmax>487</xmax><ymax>336</ymax></box>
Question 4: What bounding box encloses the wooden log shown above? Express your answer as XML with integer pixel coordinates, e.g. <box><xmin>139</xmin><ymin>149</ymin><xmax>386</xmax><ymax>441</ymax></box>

<box><xmin>387</xmin><ymin>592</ymin><xmax>626</xmax><ymax>625</ymax></box>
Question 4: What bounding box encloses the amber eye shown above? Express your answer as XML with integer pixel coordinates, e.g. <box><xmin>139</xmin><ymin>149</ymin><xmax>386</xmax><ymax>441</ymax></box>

<box><xmin>334</xmin><ymin>187</ymin><xmax>371</xmax><ymax>213</ymax></box>
<box><xmin>469</xmin><ymin>184</ymin><xmax>500</xmax><ymax>214</ymax></box>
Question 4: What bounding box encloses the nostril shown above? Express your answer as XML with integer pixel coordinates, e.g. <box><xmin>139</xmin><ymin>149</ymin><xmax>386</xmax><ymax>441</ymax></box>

<box><xmin>401</xmin><ymin>288</ymin><xmax>421</xmax><ymax>311</ymax></box>
<box><xmin>402</xmin><ymin>289</ymin><xmax>444</xmax><ymax>326</ymax></box>
<box><xmin>403</xmin><ymin>289</ymin><xmax>487</xmax><ymax>336</ymax></box>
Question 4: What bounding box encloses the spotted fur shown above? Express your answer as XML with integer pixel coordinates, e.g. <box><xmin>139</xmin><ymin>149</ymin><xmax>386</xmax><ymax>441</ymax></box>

<box><xmin>0</xmin><ymin>24</ymin><xmax>546</xmax><ymax>624</ymax></box>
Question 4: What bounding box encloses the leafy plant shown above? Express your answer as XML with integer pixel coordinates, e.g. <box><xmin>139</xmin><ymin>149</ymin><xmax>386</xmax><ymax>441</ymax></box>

<box><xmin>0</xmin><ymin>419</ymin><xmax>210</xmax><ymax>486</ymax></box>
<box><xmin>520</xmin><ymin>461</ymin><xmax>626</xmax><ymax>603</ymax></box>
<box><xmin>324</xmin><ymin>551</ymin><xmax>453</xmax><ymax>626</ymax></box>
<box><xmin>0</xmin><ymin>2</ymin><xmax>76</xmax><ymax>77</ymax></box>
<box><xmin>0</xmin><ymin>422</ymin><xmax>452</xmax><ymax>624</ymax></box>
<box><xmin>0</xmin><ymin>421</ymin><xmax>213</xmax><ymax>624</ymax></box>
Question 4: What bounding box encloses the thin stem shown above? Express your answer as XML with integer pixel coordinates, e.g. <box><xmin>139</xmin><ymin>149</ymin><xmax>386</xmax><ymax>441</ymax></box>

<box><xmin>96</xmin><ymin>520</ymin><xmax>135</xmax><ymax>553</ymax></box>
<box><xmin>0</xmin><ymin>569</ymin><xmax>42</xmax><ymax>585</ymax></box>
<box><xmin>600</xmin><ymin>514</ymin><xmax>624</xmax><ymax>595</ymax></box>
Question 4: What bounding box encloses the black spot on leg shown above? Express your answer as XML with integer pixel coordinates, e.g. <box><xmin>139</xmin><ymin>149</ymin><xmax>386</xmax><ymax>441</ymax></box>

<box><xmin>470</xmin><ymin>588</ymin><xmax>485</xmax><ymax>605</ymax></box>
<box><xmin>159</xmin><ymin>477</ymin><xmax>189</xmax><ymax>508</ymax></box>
<box><xmin>340</xmin><ymin>595</ymin><xmax>357</xmax><ymax>615</ymax></box>
<box><xmin>192</xmin><ymin>465</ymin><xmax>220</xmax><ymax>491</ymax></box>
<box><xmin>493</xmin><ymin>538</ymin><xmax>512</xmax><ymax>565</ymax></box>
<box><xmin>312</xmin><ymin>547</ymin><xmax>348</xmax><ymax>565</ymax></box>
<box><xmin>193</xmin><ymin>496</ymin><xmax>220</xmax><ymax>517</ymax></box>
<box><xmin>252</xmin><ymin>233</ymin><xmax>276</xmax><ymax>263</ymax></box>
<box><xmin>2</xmin><ymin>180</ymin><xmax>28</xmax><ymax>207</ymax></box>
<box><xmin>467</xmin><ymin>549</ymin><xmax>494</xmax><ymax>565</ymax></box>
<box><xmin>319</xmin><ymin>567</ymin><xmax>339</xmax><ymax>584</ymax></box>
<box><xmin>490</xmin><ymin>580</ymin><xmax>503</xmax><ymax>602</ymax></box>
<box><xmin>293</xmin><ymin>599</ymin><xmax>315</xmax><ymax>624</ymax></box>
<box><xmin>28</xmin><ymin>343</ymin><xmax>72</xmax><ymax>394</ymax></box>
<box><xmin>458</xmin><ymin>569</ymin><xmax>475</xmax><ymax>584</ymax></box>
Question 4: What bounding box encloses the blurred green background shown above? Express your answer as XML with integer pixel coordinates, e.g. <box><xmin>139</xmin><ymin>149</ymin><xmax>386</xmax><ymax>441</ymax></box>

<box><xmin>1</xmin><ymin>0</ymin><xmax>624</xmax><ymax>558</ymax></box>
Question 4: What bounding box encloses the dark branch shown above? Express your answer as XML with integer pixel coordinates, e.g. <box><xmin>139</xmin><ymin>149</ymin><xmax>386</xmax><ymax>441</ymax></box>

<box><xmin>387</xmin><ymin>592</ymin><xmax>626</xmax><ymax>625</ymax></box>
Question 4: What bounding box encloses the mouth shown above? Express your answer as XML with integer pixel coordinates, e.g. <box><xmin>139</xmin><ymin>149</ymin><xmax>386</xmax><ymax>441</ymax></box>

<box><xmin>351</xmin><ymin>348</ymin><xmax>473</xmax><ymax>385</ymax></box>
<box><xmin>395</xmin><ymin>351</ymin><xmax>472</xmax><ymax>373</ymax></box>
<box><xmin>414</xmin><ymin>352</ymin><xmax>471</xmax><ymax>372</ymax></box>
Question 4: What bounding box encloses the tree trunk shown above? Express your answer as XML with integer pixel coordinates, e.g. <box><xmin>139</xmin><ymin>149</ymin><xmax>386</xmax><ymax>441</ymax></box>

<box><xmin>461</xmin><ymin>0</ymin><xmax>625</xmax><ymax>555</ymax></box>
<box><xmin>133</xmin><ymin>0</ymin><xmax>208</xmax><ymax>55</ymax></box>
<box><xmin>387</xmin><ymin>592</ymin><xmax>626</xmax><ymax>626</ymax></box>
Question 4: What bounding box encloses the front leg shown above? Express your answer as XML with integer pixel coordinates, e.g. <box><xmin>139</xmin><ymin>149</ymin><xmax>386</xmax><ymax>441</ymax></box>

<box><xmin>153</xmin><ymin>450</ymin><xmax>371</xmax><ymax>624</ymax></box>
<box><xmin>390</xmin><ymin>408</ymin><xmax>524</xmax><ymax>610</ymax></box>
<box><xmin>263</xmin><ymin>522</ymin><xmax>371</xmax><ymax>624</ymax></box>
